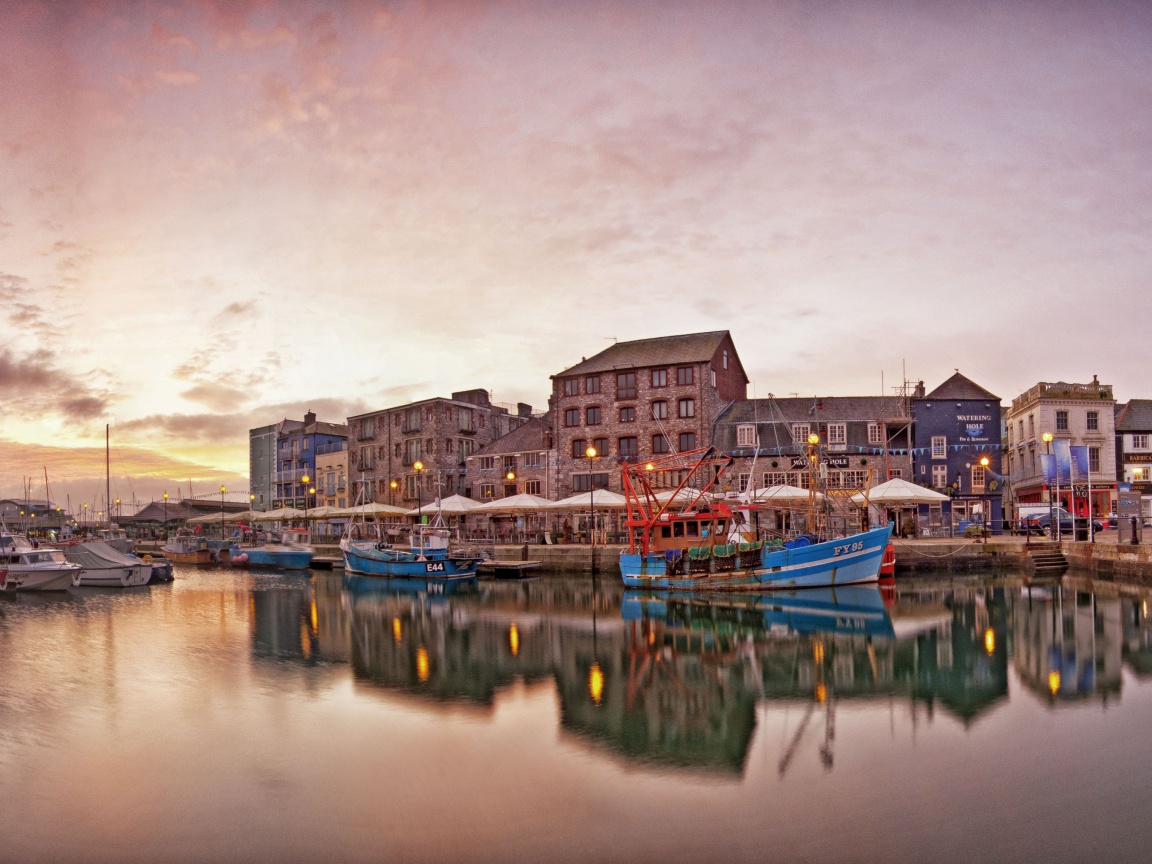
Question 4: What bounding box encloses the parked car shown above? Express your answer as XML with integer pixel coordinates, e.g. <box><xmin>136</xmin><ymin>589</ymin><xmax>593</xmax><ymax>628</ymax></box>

<box><xmin>1026</xmin><ymin>509</ymin><xmax>1103</xmax><ymax>536</ymax></box>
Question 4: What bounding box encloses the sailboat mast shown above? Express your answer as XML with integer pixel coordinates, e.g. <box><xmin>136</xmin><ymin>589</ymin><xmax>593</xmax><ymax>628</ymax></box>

<box><xmin>106</xmin><ymin>424</ymin><xmax>112</xmax><ymax>527</ymax></box>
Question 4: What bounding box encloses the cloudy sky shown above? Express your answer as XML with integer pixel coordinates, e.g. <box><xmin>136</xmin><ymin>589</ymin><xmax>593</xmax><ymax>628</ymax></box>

<box><xmin>2</xmin><ymin>0</ymin><xmax>1150</xmax><ymax>510</ymax></box>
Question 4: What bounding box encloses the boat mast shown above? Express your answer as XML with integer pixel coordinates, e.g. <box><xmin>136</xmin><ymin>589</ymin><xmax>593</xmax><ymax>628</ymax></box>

<box><xmin>106</xmin><ymin>424</ymin><xmax>111</xmax><ymax>528</ymax></box>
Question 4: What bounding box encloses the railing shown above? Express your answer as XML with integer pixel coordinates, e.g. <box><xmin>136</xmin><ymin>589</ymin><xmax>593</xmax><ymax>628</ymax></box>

<box><xmin>1012</xmin><ymin>381</ymin><xmax>1114</xmax><ymax>410</ymax></box>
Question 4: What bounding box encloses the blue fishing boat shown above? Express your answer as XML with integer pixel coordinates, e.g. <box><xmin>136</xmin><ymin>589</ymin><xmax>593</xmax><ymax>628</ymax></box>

<box><xmin>340</xmin><ymin>525</ymin><xmax>482</xmax><ymax>583</ymax></box>
<box><xmin>620</xmin><ymin>446</ymin><xmax>892</xmax><ymax>592</ymax></box>
<box><xmin>230</xmin><ymin>527</ymin><xmax>314</xmax><ymax>570</ymax></box>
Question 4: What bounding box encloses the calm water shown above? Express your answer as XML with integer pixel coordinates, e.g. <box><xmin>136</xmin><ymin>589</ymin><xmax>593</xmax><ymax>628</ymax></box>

<box><xmin>2</xmin><ymin>567</ymin><xmax>1152</xmax><ymax>863</ymax></box>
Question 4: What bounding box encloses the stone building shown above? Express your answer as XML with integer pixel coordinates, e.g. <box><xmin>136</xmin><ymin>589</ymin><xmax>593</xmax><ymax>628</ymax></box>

<box><xmin>464</xmin><ymin>416</ymin><xmax>556</xmax><ymax>500</ymax></box>
<box><xmin>1004</xmin><ymin>377</ymin><xmax>1116</xmax><ymax>519</ymax></box>
<box><xmin>347</xmin><ymin>389</ymin><xmax>532</xmax><ymax>506</ymax></box>
<box><xmin>550</xmin><ymin>331</ymin><xmax>748</xmax><ymax>496</ymax></box>
<box><xmin>314</xmin><ymin>442</ymin><xmax>348</xmax><ymax>509</ymax></box>
<box><xmin>713</xmin><ymin>395</ymin><xmax>914</xmax><ymax>495</ymax></box>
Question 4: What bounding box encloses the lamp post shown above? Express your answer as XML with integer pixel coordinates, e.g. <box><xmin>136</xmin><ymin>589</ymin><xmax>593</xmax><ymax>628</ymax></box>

<box><xmin>1042</xmin><ymin>431</ymin><xmax>1055</xmax><ymax>540</ymax></box>
<box><xmin>220</xmin><ymin>485</ymin><xmax>226</xmax><ymax>542</ymax></box>
<box><xmin>979</xmin><ymin>456</ymin><xmax>990</xmax><ymax>543</ymax></box>
<box><xmin>413</xmin><ymin>461</ymin><xmax>425</xmax><ymax>525</ymax></box>
<box><xmin>114</xmin><ymin>498</ymin><xmax>120</xmax><ymax>523</ymax></box>
<box><xmin>390</xmin><ymin>479</ymin><xmax>398</xmax><ymax>506</ymax></box>
<box><xmin>82</xmin><ymin>503</ymin><xmax>87</xmax><ymax>529</ymax></box>
<box><xmin>586</xmin><ymin>446</ymin><xmax>598</xmax><ymax>551</ymax></box>
<box><xmin>163</xmin><ymin>492</ymin><xmax>168</xmax><ymax>537</ymax></box>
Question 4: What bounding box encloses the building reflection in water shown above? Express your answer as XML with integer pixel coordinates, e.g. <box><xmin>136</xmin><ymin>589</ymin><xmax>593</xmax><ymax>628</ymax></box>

<box><xmin>247</xmin><ymin>572</ymin><xmax>1152</xmax><ymax>776</ymax></box>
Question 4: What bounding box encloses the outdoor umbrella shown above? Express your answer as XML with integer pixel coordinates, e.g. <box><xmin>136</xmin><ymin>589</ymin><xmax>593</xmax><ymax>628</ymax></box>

<box><xmin>545</xmin><ymin>489</ymin><xmax>628</xmax><ymax>509</ymax></box>
<box><xmin>470</xmin><ymin>493</ymin><xmax>554</xmax><ymax>513</ymax></box>
<box><xmin>250</xmin><ymin>508</ymin><xmax>306</xmax><ymax>521</ymax></box>
<box><xmin>333</xmin><ymin>502</ymin><xmax>410</xmax><ymax>517</ymax></box>
<box><xmin>741</xmin><ymin>485</ymin><xmax>824</xmax><ymax>504</ymax></box>
<box><xmin>403</xmin><ymin>494</ymin><xmax>482</xmax><ymax>516</ymax></box>
<box><xmin>849</xmin><ymin>478</ymin><xmax>950</xmax><ymax>505</ymax></box>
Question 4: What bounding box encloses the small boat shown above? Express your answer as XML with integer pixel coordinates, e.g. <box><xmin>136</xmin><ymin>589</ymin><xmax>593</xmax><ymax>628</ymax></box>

<box><xmin>230</xmin><ymin>527</ymin><xmax>314</xmax><ymax>570</ymax></box>
<box><xmin>96</xmin><ymin>525</ymin><xmax>134</xmax><ymax>555</ymax></box>
<box><xmin>0</xmin><ymin>532</ymin><xmax>83</xmax><ymax>591</ymax></box>
<box><xmin>62</xmin><ymin>540</ymin><xmax>152</xmax><ymax>587</ymax></box>
<box><xmin>139</xmin><ymin>553</ymin><xmax>174</xmax><ymax>583</ymax></box>
<box><xmin>619</xmin><ymin>446</ymin><xmax>892</xmax><ymax>592</ymax></box>
<box><xmin>164</xmin><ymin>530</ymin><xmax>216</xmax><ymax>565</ymax></box>
<box><xmin>340</xmin><ymin>524</ymin><xmax>483</xmax><ymax>583</ymax></box>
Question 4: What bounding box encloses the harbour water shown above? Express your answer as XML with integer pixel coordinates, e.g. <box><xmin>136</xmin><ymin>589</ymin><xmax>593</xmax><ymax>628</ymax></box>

<box><xmin>2</xmin><ymin>567</ymin><xmax>1151</xmax><ymax>863</ymax></box>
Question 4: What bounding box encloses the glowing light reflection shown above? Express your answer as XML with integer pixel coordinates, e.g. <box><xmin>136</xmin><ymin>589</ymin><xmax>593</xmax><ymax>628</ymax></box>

<box><xmin>588</xmin><ymin>663</ymin><xmax>604</xmax><ymax>704</ymax></box>
<box><xmin>984</xmin><ymin>629</ymin><xmax>995</xmax><ymax>655</ymax></box>
<box><xmin>1048</xmin><ymin>670</ymin><xmax>1061</xmax><ymax>696</ymax></box>
<box><xmin>416</xmin><ymin>647</ymin><xmax>430</xmax><ymax>682</ymax></box>
<box><xmin>509</xmin><ymin>624</ymin><xmax>520</xmax><ymax>656</ymax></box>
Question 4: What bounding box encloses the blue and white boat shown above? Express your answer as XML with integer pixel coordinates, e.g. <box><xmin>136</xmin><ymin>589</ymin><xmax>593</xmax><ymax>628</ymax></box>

<box><xmin>619</xmin><ymin>446</ymin><xmax>892</xmax><ymax>592</ymax></box>
<box><xmin>340</xmin><ymin>525</ymin><xmax>482</xmax><ymax>583</ymax></box>
<box><xmin>230</xmin><ymin>528</ymin><xmax>314</xmax><ymax>570</ymax></box>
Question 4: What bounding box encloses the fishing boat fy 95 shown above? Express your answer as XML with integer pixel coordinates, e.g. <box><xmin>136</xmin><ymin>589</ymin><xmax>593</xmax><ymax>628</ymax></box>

<box><xmin>619</xmin><ymin>446</ymin><xmax>892</xmax><ymax>591</ymax></box>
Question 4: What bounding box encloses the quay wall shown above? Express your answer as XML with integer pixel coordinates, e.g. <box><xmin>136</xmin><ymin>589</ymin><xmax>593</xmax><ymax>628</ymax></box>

<box><xmin>1063</xmin><ymin>541</ymin><xmax>1152</xmax><ymax>582</ymax></box>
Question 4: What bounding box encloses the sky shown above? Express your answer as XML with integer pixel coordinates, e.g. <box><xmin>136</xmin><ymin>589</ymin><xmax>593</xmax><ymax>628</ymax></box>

<box><xmin>2</xmin><ymin>0</ymin><xmax>1151</xmax><ymax>511</ymax></box>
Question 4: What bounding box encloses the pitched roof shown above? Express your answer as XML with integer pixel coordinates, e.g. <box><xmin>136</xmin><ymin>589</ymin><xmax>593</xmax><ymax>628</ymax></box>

<box><xmin>718</xmin><ymin>396</ymin><xmax>909</xmax><ymax>425</ymax></box>
<box><xmin>1116</xmin><ymin>399</ymin><xmax>1152</xmax><ymax>431</ymax></box>
<box><xmin>922</xmin><ymin>372</ymin><xmax>999</xmax><ymax>402</ymax></box>
<box><xmin>473</xmin><ymin>417</ymin><xmax>552</xmax><ymax>457</ymax></box>
<box><xmin>554</xmin><ymin>331</ymin><xmax>736</xmax><ymax>378</ymax></box>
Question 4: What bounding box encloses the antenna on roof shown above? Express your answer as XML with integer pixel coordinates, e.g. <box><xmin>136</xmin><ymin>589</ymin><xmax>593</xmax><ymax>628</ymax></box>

<box><xmin>606</xmin><ymin>336</ymin><xmax>617</xmax><ymax>343</ymax></box>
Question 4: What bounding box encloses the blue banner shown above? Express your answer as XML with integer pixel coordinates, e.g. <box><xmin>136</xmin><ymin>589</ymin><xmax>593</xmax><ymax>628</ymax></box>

<box><xmin>1041</xmin><ymin>453</ymin><xmax>1055</xmax><ymax>485</ymax></box>
<box><xmin>1052</xmin><ymin>439</ymin><xmax>1073</xmax><ymax>485</ymax></box>
<box><xmin>1068</xmin><ymin>445</ymin><xmax>1090</xmax><ymax>483</ymax></box>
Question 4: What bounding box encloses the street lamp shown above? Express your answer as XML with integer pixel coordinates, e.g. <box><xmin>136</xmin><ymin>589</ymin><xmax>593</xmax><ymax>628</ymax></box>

<box><xmin>390</xmin><ymin>479</ymin><xmax>398</xmax><ymax>507</ymax></box>
<box><xmin>220</xmin><ymin>485</ymin><xmax>227</xmax><ymax>542</ymax></box>
<box><xmin>1042</xmin><ymin>431</ymin><xmax>1056</xmax><ymax>540</ymax></box>
<box><xmin>413</xmin><ymin>460</ymin><xmax>425</xmax><ymax>525</ymax></box>
<box><xmin>307</xmin><ymin>486</ymin><xmax>316</xmax><ymax>524</ymax></box>
<box><xmin>586</xmin><ymin>446</ymin><xmax>598</xmax><ymax>550</ymax></box>
<box><xmin>82</xmin><ymin>503</ymin><xmax>88</xmax><ymax>528</ymax></box>
<box><xmin>114</xmin><ymin>498</ymin><xmax>120</xmax><ymax>522</ymax></box>
<box><xmin>979</xmin><ymin>456</ymin><xmax>990</xmax><ymax>543</ymax></box>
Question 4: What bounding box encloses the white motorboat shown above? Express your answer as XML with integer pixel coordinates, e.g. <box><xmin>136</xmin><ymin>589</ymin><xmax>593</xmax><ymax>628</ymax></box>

<box><xmin>0</xmin><ymin>533</ymin><xmax>82</xmax><ymax>591</ymax></box>
<box><xmin>61</xmin><ymin>541</ymin><xmax>151</xmax><ymax>587</ymax></box>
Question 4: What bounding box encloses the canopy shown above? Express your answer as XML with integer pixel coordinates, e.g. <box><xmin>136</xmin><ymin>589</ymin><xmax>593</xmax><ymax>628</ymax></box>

<box><xmin>249</xmin><ymin>507</ymin><xmax>306</xmax><ymax>521</ymax></box>
<box><xmin>741</xmin><ymin>485</ymin><xmax>824</xmax><ymax>504</ymax></box>
<box><xmin>654</xmin><ymin>488</ymin><xmax>713</xmax><ymax>504</ymax></box>
<box><xmin>333</xmin><ymin>502</ymin><xmax>410</xmax><ymax>517</ymax></box>
<box><xmin>302</xmin><ymin>506</ymin><xmax>342</xmax><ymax>520</ymax></box>
<box><xmin>849</xmin><ymin>478</ymin><xmax>951</xmax><ymax>505</ymax></box>
<box><xmin>470</xmin><ymin>493</ymin><xmax>555</xmax><ymax>514</ymax></box>
<box><xmin>186</xmin><ymin>511</ymin><xmax>248</xmax><ymax>523</ymax></box>
<box><xmin>404</xmin><ymin>495</ymin><xmax>482</xmax><ymax>516</ymax></box>
<box><xmin>546</xmin><ymin>489</ymin><xmax>628</xmax><ymax>509</ymax></box>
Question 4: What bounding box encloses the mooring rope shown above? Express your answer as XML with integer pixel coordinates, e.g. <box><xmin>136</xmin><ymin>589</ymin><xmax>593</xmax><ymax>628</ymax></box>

<box><xmin>891</xmin><ymin>537</ymin><xmax>984</xmax><ymax>558</ymax></box>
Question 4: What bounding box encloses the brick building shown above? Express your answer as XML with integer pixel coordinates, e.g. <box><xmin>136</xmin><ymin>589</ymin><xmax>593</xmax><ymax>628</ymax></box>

<box><xmin>269</xmin><ymin>412</ymin><xmax>349</xmax><ymax>511</ymax></box>
<box><xmin>1113</xmin><ymin>399</ymin><xmax>1151</xmax><ymax>521</ymax></box>
<box><xmin>713</xmin><ymin>395</ymin><xmax>914</xmax><ymax>495</ymax></box>
<box><xmin>347</xmin><ymin>389</ymin><xmax>532</xmax><ymax>507</ymax></box>
<box><xmin>464</xmin><ymin>416</ymin><xmax>556</xmax><ymax>500</ymax></box>
<box><xmin>550</xmin><ymin>331</ymin><xmax>747</xmax><ymax>496</ymax></box>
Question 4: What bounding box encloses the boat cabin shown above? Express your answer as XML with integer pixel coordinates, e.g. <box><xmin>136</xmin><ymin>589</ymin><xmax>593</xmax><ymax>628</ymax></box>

<box><xmin>649</xmin><ymin>507</ymin><xmax>732</xmax><ymax>553</ymax></box>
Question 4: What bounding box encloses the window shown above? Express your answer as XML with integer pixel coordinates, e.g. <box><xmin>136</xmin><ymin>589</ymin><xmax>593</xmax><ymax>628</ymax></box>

<box><xmin>710</xmin><ymin>369</ymin><xmax>716</xmax><ymax>387</ymax></box>
<box><xmin>503</xmin><ymin>455</ymin><xmax>516</xmax><ymax>471</ymax></box>
<box><xmin>1089</xmin><ymin>446</ymin><xmax>1101</xmax><ymax>473</ymax></box>
<box><xmin>1086</xmin><ymin>410</ymin><xmax>1099</xmax><ymax>431</ymax></box>
<box><xmin>572</xmin><ymin>439</ymin><xmax>587</xmax><ymax>458</ymax></box>
<box><xmin>480</xmin><ymin>483</ymin><xmax>495</xmax><ymax>498</ymax></box>
<box><xmin>404</xmin><ymin>407</ymin><xmax>421</xmax><ymax>432</ymax></box>
<box><xmin>678</xmin><ymin>398</ymin><xmax>695</xmax><ymax>418</ymax></box>
<box><xmin>358</xmin><ymin>419</ymin><xmax>375</xmax><ymax>440</ymax></box>
<box><xmin>460</xmin><ymin>439</ymin><xmax>475</xmax><ymax>459</ymax></box>
<box><xmin>736</xmin><ymin>424</ymin><xmax>757</xmax><ymax>447</ymax></box>
<box><xmin>525</xmin><ymin>480</ymin><xmax>541</xmax><ymax>495</ymax></box>
<box><xmin>619</xmin><ymin>407</ymin><xmax>635</xmax><ymax>423</ymax></box>
<box><xmin>403</xmin><ymin>438</ymin><xmax>422</xmax><ymax>465</ymax></box>
<box><xmin>867</xmin><ymin>423</ymin><xmax>884</xmax><ymax>446</ymax></box>
<box><xmin>971</xmin><ymin>465</ymin><xmax>986</xmax><ymax>492</ymax></box>
<box><xmin>738</xmin><ymin>472</ymin><xmax>750</xmax><ymax>492</ymax></box>
<box><xmin>1028</xmin><ymin>414</ymin><xmax>1034</xmax><ymax>437</ymax></box>
<box><xmin>723</xmin><ymin>349</ymin><xmax>729</xmax><ymax>370</ymax></box>
<box><xmin>618</xmin><ymin>437</ymin><xmax>638</xmax><ymax>458</ymax></box>
<box><xmin>563</xmin><ymin>378</ymin><xmax>579</xmax><ymax>396</ymax></box>
<box><xmin>791</xmin><ymin>423</ymin><xmax>810</xmax><ymax>442</ymax></box>
<box><xmin>827</xmin><ymin>423</ymin><xmax>847</xmax><ymax>448</ymax></box>
<box><xmin>504</xmin><ymin>483</ymin><xmax>517</xmax><ymax>497</ymax></box>
<box><xmin>651</xmin><ymin>369</ymin><xmax>667</xmax><ymax>387</ymax></box>
<box><xmin>931</xmin><ymin>436</ymin><xmax>947</xmax><ymax>459</ymax></box>
<box><xmin>586</xmin><ymin>406</ymin><xmax>602</xmax><ymax>425</ymax></box>
<box><xmin>585</xmin><ymin>376</ymin><xmax>600</xmax><ymax>394</ymax></box>
<box><xmin>763</xmin><ymin>472</ymin><xmax>787</xmax><ymax>487</ymax></box>
<box><xmin>564</xmin><ymin>408</ymin><xmax>580</xmax><ymax>427</ymax></box>
<box><xmin>1056</xmin><ymin>410</ymin><xmax>1069</xmax><ymax>431</ymax></box>
<box><xmin>616</xmin><ymin>372</ymin><xmax>637</xmax><ymax>399</ymax></box>
<box><xmin>889</xmin><ymin>469</ymin><xmax>903</xmax><ymax>479</ymax></box>
<box><xmin>677</xmin><ymin>366</ymin><xmax>694</xmax><ymax>386</ymax></box>
<box><xmin>842</xmin><ymin>470</ymin><xmax>869</xmax><ymax>489</ymax></box>
<box><xmin>1134</xmin><ymin>434</ymin><xmax>1150</xmax><ymax>450</ymax></box>
<box><xmin>523</xmin><ymin>452</ymin><xmax>544</xmax><ymax>468</ymax></box>
<box><xmin>679</xmin><ymin>432</ymin><xmax>696</xmax><ymax>451</ymax></box>
<box><xmin>572</xmin><ymin>473</ymin><xmax>610</xmax><ymax>492</ymax></box>
<box><xmin>593</xmin><ymin>437</ymin><xmax>609</xmax><ymax>456</ymax></box>
<box><xmin>303</xmin><ymin>437</ymin><xmax>310</xmax><ymax>450</ymax></box>
<box><xmin>932</xmin><ymin>464</ymin><xmax>948</xmax><ymax>488</ymax></box>
<box><xmin>651</xmin><ymin>400</ymin><xmax>668</xmax><ymax>420</ymax></box>
<box><xmin>652</xmin><ymin>434</ymin><xmax>669</xmax><ymax>454</ymax></box>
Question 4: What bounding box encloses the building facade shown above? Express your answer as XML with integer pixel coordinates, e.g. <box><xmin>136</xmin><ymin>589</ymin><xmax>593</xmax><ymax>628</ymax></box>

<box><xmin>1004</xmin><ymin>378</ymin><xmax>1116</xmax><ymax>519</ymax></box>
<box><xmin>314</xmin><ymin>442</ymin><xmax>349</xmax><ymax>509</ymax></box>
<box><xmin>1114</xmin><ymin>399</ymin><xmax>1152</xmax><ymax>522</ymax></box>
<box><xmin>273</xmin><ymin>412</ymin><xmax>349</xmax><ymax>511</ymax></box>
<box><xmin>714</xmin><ymin>395</ymin><xmax>914</xmax><ymax>495</ymax></box>
<box><xmin>347</xmin><ymin>389</ymin><xmax>531</xmax><ymax>507</ymax></box>
<box><xmin>464</xmin><ymin>416</ymin><xmax>556</xmax><ymax>501</ymax></box>
<box><xmin>912</xmin><ymin>373</ymin><xmax>1004</xmax><ymax>531</ymax></box>
<box><xmin>550</xmin><ymin>331</ymin><xmax>748</xmax><ymax>496</ymax></box>
<box><xmin>248</xmin><ymin>423</ymin><xmax>278</xmax><ymax>511</ymax></box>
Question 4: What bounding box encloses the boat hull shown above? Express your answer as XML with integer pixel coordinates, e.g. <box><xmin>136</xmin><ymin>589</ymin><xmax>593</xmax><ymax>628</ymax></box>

<box><xmin>620</xmin><ymin>525</ymin><xmax>893</xmax><ymax>591</ymax></box>
<box><xmin>231</xmin><ymin>548</ymin><xmax>313</xmax><ymax>569</ymax></box>
<box><xmin>9</xmin><ymin>567</ymin><xmax>79</xmax><ymax>592</ymax></box>
<box><xmin>73</xmin><ymin>564</ymin><xmax>152</xmax><ymax>588</ymax></box>
<box><xmin>341</xmin><ymin>541</ymin><xmax>479</xmax><ymax>581</ymax></box>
